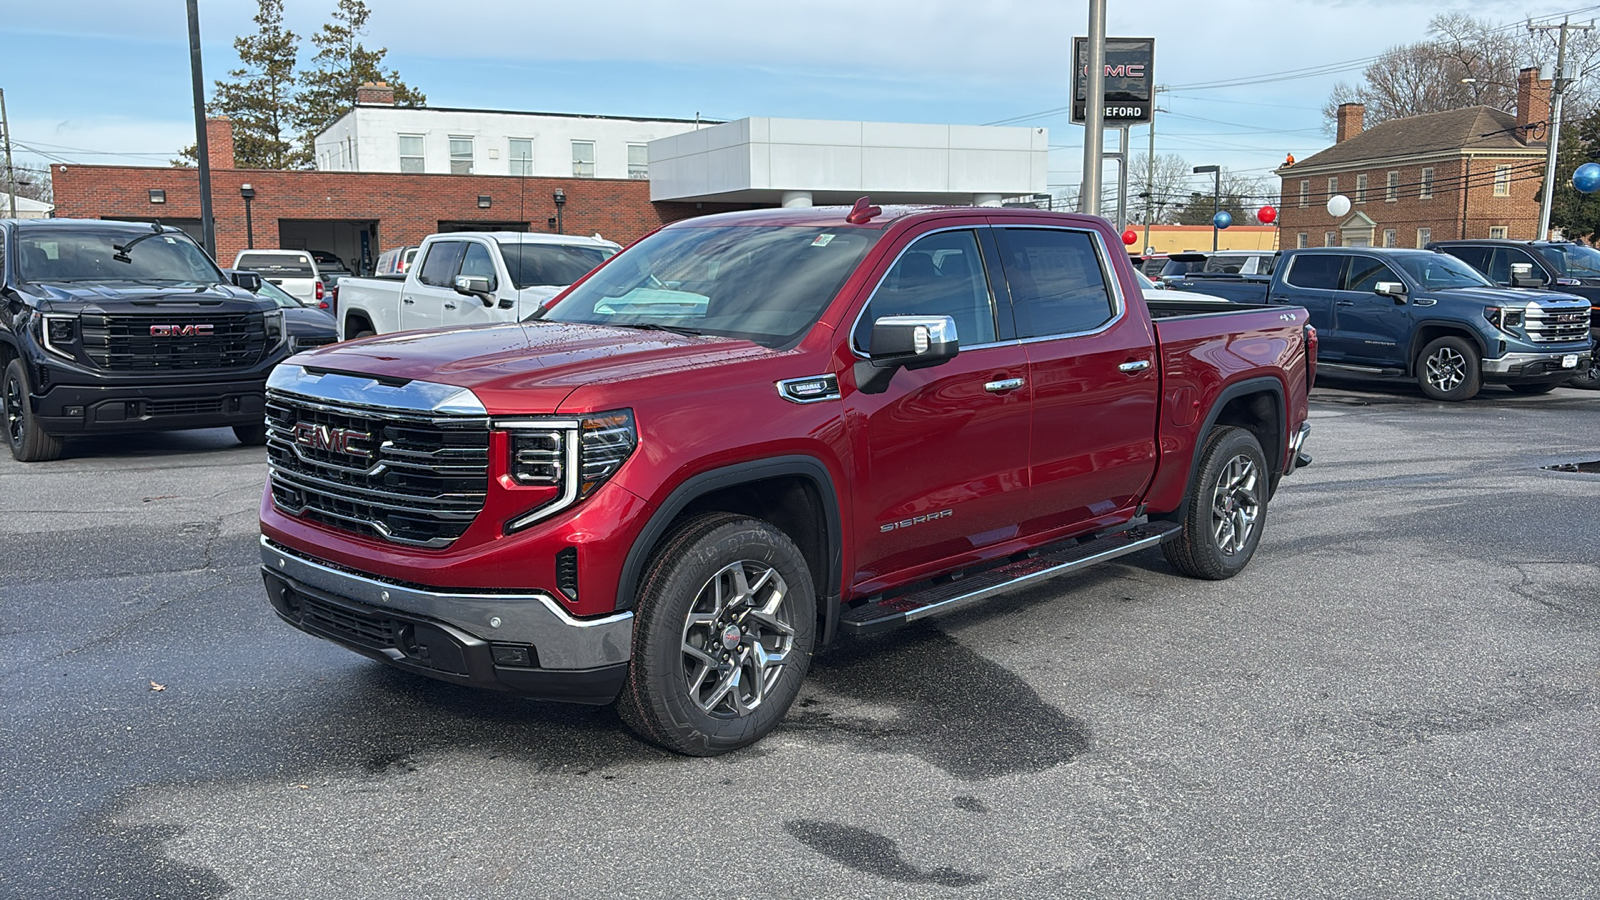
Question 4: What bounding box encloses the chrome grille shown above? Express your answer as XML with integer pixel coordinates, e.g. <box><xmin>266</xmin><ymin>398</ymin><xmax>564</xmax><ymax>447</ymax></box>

<box><xmin>266</xmin><ymin>389</ymin><xmax>490</xmax><ymax>548</ymax></box>
<box><xmin>1524</xmin><ymin>306</ymin><xmax>1592</xmax><ymax>343</ymax></box>
<box><xmin>80</xmin><ymin>313</ymin><xmax>267</xmax><ymax>371</ymax></box>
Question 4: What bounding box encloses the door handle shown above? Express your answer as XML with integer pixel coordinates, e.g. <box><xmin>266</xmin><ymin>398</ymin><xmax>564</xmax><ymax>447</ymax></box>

<box><xmin>984</xmin><ymin>377</ymin><xmax>1024</xmax><ymax>393</ymax></box>
<box><xmin>1335</xmin><ymin>300</ymin><xmax>1355</xmax><ymax>306</ymax></box>
<box><xmin>443</xmin><ymin>302</ymin><xmax>457</xmax><ymax>310</ymax></box>
<box><xmin>402</xmin><ymin>297</ymin><xmax>415</xmax><ymax>305</ymax></box>
<box><xmin>1118</xmin><ymin>360</ymin><xmax>1151</xmax><ymax>374</ymax></box>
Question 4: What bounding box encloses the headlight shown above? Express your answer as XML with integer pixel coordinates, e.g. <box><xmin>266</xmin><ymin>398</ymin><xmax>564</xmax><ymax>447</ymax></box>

<box><xmin>263</xmin><ymin>310</ymin><xmax>285</xmax><ymax>345</ymax></box>
<box><xmin>42</xmin><ymin>314</ymin><xmax>78</xmax><ymax>359</ymax></box>
<box><xmin>503</xmin><ymin>409</ymin><xmax>636</xmax><ymax>532</ymax></box>
<box><xmin>1485</xmin><ymin>306</ymin><xmax>1524</xmax><ymax>333</ymax></box>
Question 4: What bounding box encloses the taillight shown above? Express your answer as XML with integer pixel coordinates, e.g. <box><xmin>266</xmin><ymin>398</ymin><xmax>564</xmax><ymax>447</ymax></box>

<box><xmin>315</xmin><ymin>281</ymin><xmax>324</xmax><ymax>300</ymax></box>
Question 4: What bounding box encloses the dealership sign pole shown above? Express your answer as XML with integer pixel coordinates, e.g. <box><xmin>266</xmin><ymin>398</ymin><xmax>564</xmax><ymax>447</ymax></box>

<box><xmin>1078</xmin><ymin>0</ymin><xmax>1107</xmax><ymax>216</ymax></box>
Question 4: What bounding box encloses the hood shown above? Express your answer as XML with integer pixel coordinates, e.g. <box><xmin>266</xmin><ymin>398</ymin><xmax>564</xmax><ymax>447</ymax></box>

<box><xmin>282</xmin><ymin>305</ymin><xmax>337</xmax><ymax>337</ymax></box>
<box><xmin>26</xmin><ymin>281</ymin><xmax>268</xmax><ymax>313</ymax></box>
<box><xmin>289</xmin><ymin>320</ymin><xmax>770</xmax><ymax>413</ymax></box>
<box><xmin>1432</xmin><ymin>286</ymin><xmax>1591</xmax><ymax>308</ymax></box>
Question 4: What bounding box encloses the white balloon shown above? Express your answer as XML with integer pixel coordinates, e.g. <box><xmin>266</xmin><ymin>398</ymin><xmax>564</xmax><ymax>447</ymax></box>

<box><xmin>1326</xmin><ymin>194</ymin><xmax>1352</xmax><ymax>217</ymax></box>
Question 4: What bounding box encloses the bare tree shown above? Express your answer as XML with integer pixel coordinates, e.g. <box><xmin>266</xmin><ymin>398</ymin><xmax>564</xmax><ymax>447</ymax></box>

<box><xmin>6</xmin><ymin>163</ymin><xmax>52</xmax><ymax>204</ymax></box>
<box><xmin>1128</xmin><ymin>152</ymin><xmax>1192</xmax><ymax>224</ymax></box>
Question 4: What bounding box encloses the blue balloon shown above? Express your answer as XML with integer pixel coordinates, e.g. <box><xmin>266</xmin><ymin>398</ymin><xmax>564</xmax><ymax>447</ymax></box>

<box><xmin>1213</xmin><ymin>210</ymin><xmax>1234</xmax><ymax>229</ymax></box>
<box><xmin>1574</xmin><ymin>162</ymin><xmax>1600</xmax><ymax>193</ymax></box>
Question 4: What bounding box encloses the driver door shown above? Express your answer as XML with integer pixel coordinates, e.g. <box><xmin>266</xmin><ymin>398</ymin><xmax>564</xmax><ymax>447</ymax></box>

<box><xmin>402</xmin><ymin>240</ymin><xmax>467</xmax><ymax>331</ymax></box>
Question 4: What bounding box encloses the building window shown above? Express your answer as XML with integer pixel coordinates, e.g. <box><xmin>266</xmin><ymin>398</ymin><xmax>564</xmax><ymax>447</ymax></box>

<box><xmin>1386</xmin><ymin>171</ymin><xmax>1400</xmax><ymax>202</ymax></box>
<box><xmin>1299</xmin><ymin>180</ymin><xmax>1309</xmax><ymax>207</ymax></box>
<box><xmin>449</xmin><ymin>136</ymin><xmax>474</xmax><ymax>175</ymax></box>
<box><xmin>1297</xmin><ymin>232</ymin><xmax>1308</xmax><ymax>249</ymax></box>
<box><xmin>1417</xmin><ymin>227</ymin><xmax>1432</xmax><ymax>248</ymax></box>
<box><xmin>1489</xmin><ymin>225</ymin><xmax>1509</xmax><ymax>239</ymax></box>
<box><xmin>508</xmin><ymin>139</ymin><xmax>533</xmax><ymax>176</ymax></box>
<box><xmin>572</xmin><ymin>141</ymin><xmax>595</xmax><ymax>178</ymax></box>
<box><xmin>1327</xmin><ymin>176</ymin><xmax>1338</xmax><ymax>197</ymax></box>
<box><xmin>627</xmin><ymin>143</ymin><xmax>649</xmax><ymax>179</ymax></box>
<box><xmin>1494</xmin><ymin>165</ymin><xmax>1511</xmax><ymax>196</ymax></box>
<box><xmin>398</xmin><ymin>134</ymin><xmax>425</xmax><ymax>173</ymax></box>
<box><xmin>1420</xmin><ymin>167</ymin><xmax>1434</xmax><ymax>199</ymax></box>
<box><xmin>1325</xmin><ymin>231</ymin><xmax>1338</xmax><ymax>247</ymax></box>
<box><xmin>1383</xmin><ymin>229</ymin><xmax>1398</xmax><ymax>247</ymax></box>
<box><xmin>1355</xmin><ymin>174</ymin><xmax>1367</xmax><ymax>203</ymax></box>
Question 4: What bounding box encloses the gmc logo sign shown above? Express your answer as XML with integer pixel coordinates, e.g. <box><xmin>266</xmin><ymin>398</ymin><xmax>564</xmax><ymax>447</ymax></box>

<box><xmin>293</xmin><ymin>423</ymin><xmax>373</xmax><ymax>459</ymax></box>
<box><xmin>150</xmin><ymin>324</ymin><xmax>214</xmax><ymax>337</ymax></box>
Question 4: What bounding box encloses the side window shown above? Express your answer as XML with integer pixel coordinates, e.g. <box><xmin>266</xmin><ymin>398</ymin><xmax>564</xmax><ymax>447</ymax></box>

<box><xmin>854</xmin><ymin>230</ymin><xmax>994</xmax><ymax>350</ymax></box>
<box><xmin>996</xmin><ymin>228</ymin><xmax>1115</xmax><ymax>338</ymax></box>
<box><xmin>1344</xmin><ymin>257</ymin><xmax>1400</xmax><ymax>293</ymax></box>
<box><xmin>1258</xmin><ymin>254</ymin><xmax>1278</xmax><ymax>276</ymax></box>
<box><xmin>417</xmin><ymin>241</ymin><xmax>468</xmax><ymax>287</ymax></box>
<box><xmin>458</xmin><ymin>242</ymin><xmax>498</xmax><ymax>290</ymax></box>
<box><xmin>1445</xmin><ymin>246</ymin><xmax>1489</xmax><ymax>273</ymax></box>
<box><xmin>1284</xmin><ymin>255</ymin><xmax>1345</xmax><ymax>290</ymax></box>
<box><xmin>1490</xmin><ymin>248</ymin><xmax>1541</xmax><ymax>284</ymax></box>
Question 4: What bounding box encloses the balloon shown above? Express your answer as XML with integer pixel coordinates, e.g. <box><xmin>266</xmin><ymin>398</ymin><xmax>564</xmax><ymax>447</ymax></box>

<box><xmin>1326</xmin><ymin>194</ymin><xmax>1352</xmax><ymax>217</ymax></box>
<box><xmin>1574</xmin><ymin>162</ymin><xmax>1600</xmax><ymax>193</ymax></box>
<box><xmin>1212</xmin><ymin>211</ymin><xmax>1233</xmax><ymax>230</ymax></box>
<box><xmin>1257</xmin><ymin>205</ymin><xmax>1278</xmax><ymax>224</ymax></box>
<box><xmin>1121</xmin><ymin>228</ymin><xmax>1138</xmax><ymax>245</ymax></box>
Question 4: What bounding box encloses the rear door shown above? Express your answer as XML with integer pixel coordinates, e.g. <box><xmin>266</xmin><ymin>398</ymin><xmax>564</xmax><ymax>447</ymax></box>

<box><xmin>402</xmin><ymin>240</ymin><xmax>468</xmax><ymax>331</ymax></box>
<box><xmin>1328</xmin><ymin>254</ymin><xmax>1411</xmax><ymax>365</ymax></box>
<box><xmin>994</xmin><ymin>224</ymin><xmax>1160</xmax><ymax>536</ymax></box>
<box><xmin>1271</xmin><ymin>253</ymin><xmax>1344</xmax><ymax>359</ymax></box>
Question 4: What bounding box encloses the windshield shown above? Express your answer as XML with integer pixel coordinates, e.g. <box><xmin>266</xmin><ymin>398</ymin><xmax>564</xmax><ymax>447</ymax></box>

<box><xmin>256</xmin><ymin>280</ymin><xmax>305</xmax><ymax>308</ymax></box>
<box><xmin>1536</xmin><ymin>243</ymin><xmax>1600</xmax><ymax>277</ymax></box>
<box><xmin>236</xmin><ymin>252</ymin><xmax>315</xmax><ymax>277</ymax></box>
<box><xmin>16</xmin><ymin>228</ymin><xmax>224</xmax><ymax>284</ymax></box>
<box><xmin>540</xmin><ymin>225</ymin><xmax>881</xmax><ymax>347</ymax></box>
<box><xmin>500</xmin><ymin>243</ymin><xmax>616</xmax><ymax>288</ymax></box>
<box><xmin>1392</xmin><ymin>253</ymin><xmax>1494</xmax><ymax>289</ymax></box>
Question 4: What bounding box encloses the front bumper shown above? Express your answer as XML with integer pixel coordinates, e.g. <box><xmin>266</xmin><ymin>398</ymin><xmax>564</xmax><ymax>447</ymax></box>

<box><xmin>260</xmin><ymin>537</ymin><xmax>633</xmax><ymax>705</ymax></box>
<box><xmin>1481</xmin><ymin>349</ymin><xmax>1592</xmax><ymax>380</ymax></box>
<box><xmin>36</xmin><ymin>377</ymin><xmax>268</xmax><ymax>434</ymax></box>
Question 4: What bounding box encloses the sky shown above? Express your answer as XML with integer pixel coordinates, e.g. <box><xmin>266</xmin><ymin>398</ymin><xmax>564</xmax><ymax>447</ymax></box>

<box><xmin>1</xmin><ymin>0</ymin><xmax>1590</xmax><ymax>207</ymax></box>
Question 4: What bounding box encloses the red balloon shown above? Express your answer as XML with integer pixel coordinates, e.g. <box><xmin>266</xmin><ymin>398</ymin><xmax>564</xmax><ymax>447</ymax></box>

<box><xmin>1121</xmin><ymin>228</ymin><xmax>1138</xmax><ymax>245</ymax></box>
<box><xmin>1257</xmin><ymin>205</ymin><xmax>1278</xmax><ymax>224</ymax></box>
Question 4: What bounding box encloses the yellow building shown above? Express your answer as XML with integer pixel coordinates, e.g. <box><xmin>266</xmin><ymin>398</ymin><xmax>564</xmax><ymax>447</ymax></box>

<box><xmin>1132</xmin><ymin>224</ymin><xmax>1279</xmax><ymax>254</ymax></box>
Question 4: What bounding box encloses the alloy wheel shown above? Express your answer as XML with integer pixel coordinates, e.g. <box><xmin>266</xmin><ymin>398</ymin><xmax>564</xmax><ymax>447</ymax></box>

<box><xmin>4</xmin><ymin>372</ymin><xmax>23</xmax><ymax>446</ymax></box>
<box><xmin>679</xmin><ymin>560</ymin><xmax>796</xmax><ymax>718</ymax></box>
<box><xmin>1210</xmin><ymin>453</ymin><xmax>1260</xmax><ymax>556</ymax></box>
<box><xmin>1425</xmin><ymin>347</ymin><xmax>1467</xmax><ymax>392</ymax></box>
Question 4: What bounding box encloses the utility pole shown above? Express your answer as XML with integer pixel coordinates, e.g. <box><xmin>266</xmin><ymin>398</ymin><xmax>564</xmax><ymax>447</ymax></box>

<box><xmin>1532</xmin><ymin>17</ymin><xmax>1593</xmax><ymax>240</ymax></box>
<box><xmin>1078</xmin><ymin>0</ymin><xmax>1107</xmax><ymax>216</ymax></box>
<box><xmin>1</xmin><ymin>88</ymin><xmax>17</xmax><ymax>219</ymax></box>
<box><xmin>1142</xmin><ymin>85</ymin><xmax>1166</xmax><ymax>253</ymax></box>
<box><xmin>186</xmin><ymin>0</ymin><xmax>216</xmax><ymax>257</ymax></box>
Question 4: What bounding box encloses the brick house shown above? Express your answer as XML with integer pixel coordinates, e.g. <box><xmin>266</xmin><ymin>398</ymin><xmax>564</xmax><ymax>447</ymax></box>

<box><xmin>1276</xmin><ymin>68</ymin><xmax>1553</xmax><ymax>250</ymax></box>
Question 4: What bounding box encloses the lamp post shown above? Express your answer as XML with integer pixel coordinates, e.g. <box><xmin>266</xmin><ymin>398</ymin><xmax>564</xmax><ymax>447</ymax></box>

<box><xmin>1194</xmin><ymin>164</ymin><xmax>1221</xmax><ymax>252</ymax></box>
<box><xmin>553</xmin><ymin>188</ymin><xmax>566</xmax><ymax>234</ymax></box>
<box><xmin>239</xmin><ymin>183</ymin><xmax>255</xmax><ymax>249</ymax></box>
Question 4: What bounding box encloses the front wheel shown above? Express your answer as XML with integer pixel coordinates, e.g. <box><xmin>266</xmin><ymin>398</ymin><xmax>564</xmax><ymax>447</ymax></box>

<box><xmin>4</xmin><ymin>359</ymin><xmax>64</xmax><ymax>462</ymax></box>
<box><xmin>1417</xmin><ymin>335</ymin><xmax>1482</xmax><ymax>401</ymax></box>
<box><xmin>1163</xmin><ymin>426</ymin><xmax>1268</xmax><ymax>581</ymax></box>
<box><xmin>617</xmin><ymin>513</ymin><xmax>816</xmax><ymax>756</ymax></box>
<box><xmin>1568</xmin><ymin>356</ymin><xmax>1600</xmax><ymax>390</ymax></box>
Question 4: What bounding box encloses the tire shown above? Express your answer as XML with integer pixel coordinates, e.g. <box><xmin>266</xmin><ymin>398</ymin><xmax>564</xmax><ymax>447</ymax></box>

<box><xmin>4</xmin><ymin>359</ymin><xmax>64</xmax><ymax>462</ymax></box>
<box><xmin>1568</xmin><ymin>356</ymin><xmax>1600</xmax><ymax>390</ymax></box>
<box><xmin>1163</xmin><ymin>426</ymin><xmax>1268</xmax><ymax>581</ymax></box>
<box><xmin>617</xmin><ymin>512</ymin><xmax>816</xmax><ymax>756</ymax></box>
<box><xmin>1507</xmin><ymin>381</ymin><xmax>1561</xmax><ymax>395</ymax></box>
<box><xmin>1416</xmin><ymin>335</ymin><xmax>1482</xmax><ymax>401</ymax></box>
<box><xmin>233</xmin><ymin>422</ymin><xmax>268</xmax><ymax>445</ymax></box>
<box><xmin>352</xmin><ymin>330</ymin><xmax>375</xmax><ymax>339</ymax></box>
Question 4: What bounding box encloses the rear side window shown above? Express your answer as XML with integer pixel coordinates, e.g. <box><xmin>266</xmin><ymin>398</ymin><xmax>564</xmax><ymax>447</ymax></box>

<box><xmin>417</xmin><ymin>241</ymin><xmax>468</xmax><ymax>287</ymax></box>
<box><xmin>1344</xmin><ymin>257</ymin><xmax>1400</xmax><ymax>292</ymax></box>
<box><xmin>853</xmin><ymin>230</ymin><xmax>995</xmax><ymax>350</ymax></box>
<box><xmin>237</xmin><ymin>252</ymin><xmax>313</xmax><ymax>276</ymax></box>
<box><xmin>1284</xmin><ymin>255</ymin><xmax>1344</xmax><ymax>290</ymax></box>
<box><xmin>1442</xmin><ymin>245</ymin><xmax>1490</xmax><ymax>273</ymax></box>
<box><xmin>995</xmin><ymin>228</ymin><xmax>1115</xmax><ymax>338</ymax></box>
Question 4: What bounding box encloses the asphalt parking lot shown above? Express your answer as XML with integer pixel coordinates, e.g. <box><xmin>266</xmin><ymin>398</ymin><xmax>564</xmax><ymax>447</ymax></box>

<box><xmin>2</xmin><ymin>378</ymin><xmax>1597</xmax><ymax>900</ymax></box>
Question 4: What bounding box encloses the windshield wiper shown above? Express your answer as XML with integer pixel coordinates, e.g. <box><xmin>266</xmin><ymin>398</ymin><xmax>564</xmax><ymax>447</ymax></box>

<box><xmin>614</xmin><ymin>322</ymin><xmax>706</xmax><ymax>336</ymax></box>
<box><xmin>112</xmin><ymin>221</ymin><xmax>167</xmax><ymax>263</ymax></box>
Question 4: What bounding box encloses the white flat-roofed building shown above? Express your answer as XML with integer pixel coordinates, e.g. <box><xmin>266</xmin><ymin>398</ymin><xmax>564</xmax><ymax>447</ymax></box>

<box><xmin>314</xmin><ymin>83</ymin><xmax>708</xmax><ymax>181</ymax></box>
<box><xmin>647</xmin><ymin>117</ymin><xmax>1049</xmax><ymax>207</ymax></box>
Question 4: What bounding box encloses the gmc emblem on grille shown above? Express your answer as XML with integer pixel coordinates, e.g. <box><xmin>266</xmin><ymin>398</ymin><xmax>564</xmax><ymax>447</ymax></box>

<box><xmin>293</xmin><ymin>423</ymin><xmax>373</xmax><ymax>459</ymax></box>
<box><xmin>150</xmin><ymin>324</ymin><xmax>214</xmax><ymax>337</ymax></box>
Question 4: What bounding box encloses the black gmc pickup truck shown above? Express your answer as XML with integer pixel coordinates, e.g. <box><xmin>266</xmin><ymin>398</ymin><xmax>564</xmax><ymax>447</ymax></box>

<box><xmin>2</xmin><ymin>219</ymin><xmax>291</xmax><ymax>461</ymax></box>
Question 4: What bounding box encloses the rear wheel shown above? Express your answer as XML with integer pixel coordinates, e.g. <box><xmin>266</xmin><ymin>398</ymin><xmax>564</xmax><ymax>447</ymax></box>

<box><xmin>4</xmin><ymin>359</ymin><xmax>64</xmax><ymax>462</ymax></box>
<box><xmin>1417</xmin><ymin>335</ymin><xmax>1481</xmax><ymax>401</ymax></box>
<box><xmin>1507</xmin><ymin>381</ymin><xmax>1561</xmax><ymax>395</ymax></box>
<box><xmin>1163</xmin><ymin>426</ymin><xmax>1268</xmax><ymax>581</ymax></box>
<box><xmin>617</xmin><ymin>513</ymin><xmax>816</xmax><ymax>756</ymax></box>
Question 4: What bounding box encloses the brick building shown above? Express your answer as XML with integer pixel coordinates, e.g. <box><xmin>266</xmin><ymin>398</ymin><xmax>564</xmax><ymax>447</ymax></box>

<box><xmin>1275</xmin><ymin>68</ymin><xmax>1553</xmax><ymax>250</ymax></box>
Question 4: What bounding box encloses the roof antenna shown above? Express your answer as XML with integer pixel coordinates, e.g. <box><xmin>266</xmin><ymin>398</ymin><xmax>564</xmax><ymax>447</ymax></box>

<box><xmin>845</xmin><ymin>196</ymin><xmax>882</xmax><ymax>225</ymax></box>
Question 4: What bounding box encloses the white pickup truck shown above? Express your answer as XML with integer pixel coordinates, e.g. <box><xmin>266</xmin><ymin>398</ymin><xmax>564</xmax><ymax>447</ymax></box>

<box><xmin>336</xmin><ymin>231</ymin><xmax>620</xmax><ymax>339</ymax></box>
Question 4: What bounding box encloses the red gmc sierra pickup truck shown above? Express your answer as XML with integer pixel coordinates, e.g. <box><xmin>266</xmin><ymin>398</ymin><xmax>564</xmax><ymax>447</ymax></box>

<box><xmin>259</xmin><ymin>201</ymin><xmax>1316</xmax><ymax>755</ymax></box>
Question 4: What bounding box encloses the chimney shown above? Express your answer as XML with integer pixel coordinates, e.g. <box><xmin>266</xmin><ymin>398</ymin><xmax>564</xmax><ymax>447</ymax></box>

<box><xmin>1517</xmin><ymin>66</ymin><xmax>1552</xmax><ymax>145</ymax></box>
<box><xmin>1335</xmin><ymin>103</ymin><xmax>1365</xmax><ymax>143</ymax></box>
<box><xmin>205</xmin><ymin>116</ymin><xmax>235</xmax><ymax>170</ymax></box>
<box><xmin>356</xmin><ymin>81</ymin><xmax>396</xmax><ymax>106</ymax></box>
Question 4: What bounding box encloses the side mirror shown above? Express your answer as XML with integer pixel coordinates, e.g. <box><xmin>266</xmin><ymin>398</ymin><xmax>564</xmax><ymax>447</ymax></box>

<box><xmin>454</xmin><ymin>275</ymin><xmax>495</xmax><ymax>307</ymax></box>
<box><xmin>227</xmin><ymin>270</ymin><xmax>262</xmax><ymax>292</ymax></box>
<box><xmin>854</xmin><ymin>315</ymin><xmax>959</xmax><ymax>394</ymax></box>
<box><xmin>1373</xmin><ymin>281</ymin><xmax>1408</xmax><ymax>304</ymax></box>
<box><xmin>1509</xmin><ymin>262</ymin><xmax>1548</xmax><ymax>288</ymax></box>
